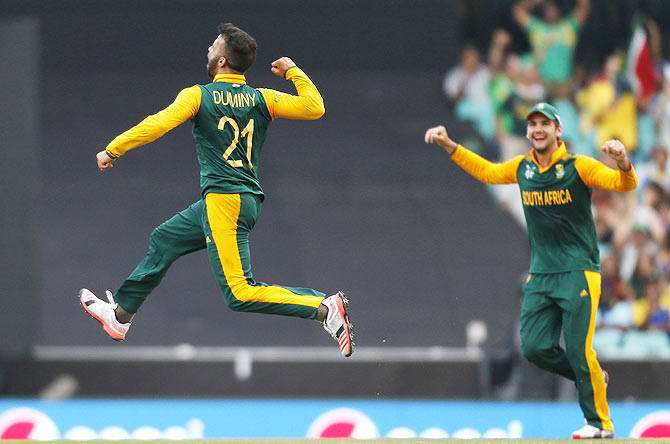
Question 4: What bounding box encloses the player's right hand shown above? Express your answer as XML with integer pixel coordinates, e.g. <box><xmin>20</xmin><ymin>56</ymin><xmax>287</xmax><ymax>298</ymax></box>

<box><xmin>424</xmin><ymin>125</ymin><xmax>458</xmax><ymax>154</ymax></box>
<box><xmin>271</xmin><ymin>57</ymin><xmax>296</xmax><ymax>78</ymax></box>
<box><xmin>96</xmin><ymin>150</ymin><xmax>115</xmax><ymax>171</ymax></box>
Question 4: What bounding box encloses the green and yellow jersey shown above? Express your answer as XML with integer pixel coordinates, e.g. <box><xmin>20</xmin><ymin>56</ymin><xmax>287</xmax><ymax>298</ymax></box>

<box><xmin>104</xmin><ymin>66</ymin><xmax>324</xmax><ymax>199</ymax></box>
<box><xmin>451</xmin><ymin>142</ymin><xmax>637</xmax><ymax>273</ymax></box>
<box><xmin>526</xmin><ymin>15</ymin><xmax>580</xmax><ymax>84</ymax></box>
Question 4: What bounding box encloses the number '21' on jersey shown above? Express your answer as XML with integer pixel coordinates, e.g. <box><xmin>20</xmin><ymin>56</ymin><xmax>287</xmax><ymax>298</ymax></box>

<box><xmin>192</xmin><ymin>81</ymin><xmax>272</xmax><ymax>199</ymax></box>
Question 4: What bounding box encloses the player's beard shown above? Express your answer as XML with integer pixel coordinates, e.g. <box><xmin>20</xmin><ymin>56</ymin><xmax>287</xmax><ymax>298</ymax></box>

<box><xmin>530</xmin><ymin>133</ymin><xmax>557</xmax><ymax>153</ymax></box>
<box><xmin>207</xmin><ymin>57</ymin><xmax>218</xmax><ymax>78</ymax></box>
<box><xmin>533</xmin><ymin>141</ymin><xmax>551</xmax><ymax>154</ymax></box>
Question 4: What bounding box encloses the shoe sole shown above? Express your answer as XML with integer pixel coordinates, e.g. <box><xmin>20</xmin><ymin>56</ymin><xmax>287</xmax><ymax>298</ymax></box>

<box><xmin>334</xmin><ymin>291</ymin><xmax>353</xmax><ymax>357</ymax></box>
<box><xmin>78</xmin><ymin>289</ymin><xmax>125</xmax><ymax>342</ymax></box>
<box><xmin>572</xmin><ymin>431</ymin><xmax>614</xmax><ymax>439</ymax></box>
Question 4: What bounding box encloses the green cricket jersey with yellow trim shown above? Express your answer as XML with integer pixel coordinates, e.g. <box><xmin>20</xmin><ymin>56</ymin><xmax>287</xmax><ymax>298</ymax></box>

<box><xmin>192</xmin><ymin>82</ymin><xmax>271</xmax><ymax>199</ymax></box>
<box><xmin>516</xmin><ymin>150</ymin><xmax>597</xmax><ymax>273</ymax></box>
<box><xmin>102</xmin><ymin>67</ymin><xmax>325</xmax><ymax>200</ymax></box>
<box><xmin>449</xmin><ymin>140</ymin><xmax>630</xmax><ymax>433</ymax></box>
<box><xmin>450</xmin><ymin>141</ymin><xmax>638</xmax><ymax>274</ymax></box>
<box><xmin>102</xmin><ymin>66</ymin><xmax>326</xmax><ymax>319</ymax></box>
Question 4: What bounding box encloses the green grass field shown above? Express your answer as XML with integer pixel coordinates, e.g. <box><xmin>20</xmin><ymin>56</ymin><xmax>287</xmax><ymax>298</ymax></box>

<box><xmin>5</xmin><ymin>439</ymin><xmax>665</xmax><ymax>444</ymax></box>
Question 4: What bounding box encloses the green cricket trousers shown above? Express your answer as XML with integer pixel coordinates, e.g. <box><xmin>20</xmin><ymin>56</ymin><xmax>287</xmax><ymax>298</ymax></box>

<box><xmin>520</xmin><ymin>270</ymin><xmax>612</xmax><ymax>431</ymax></box>
<box><xmin>112</xmin><ymin>192</ymin><xmax>325</xmax><ymax>318</ymax></box>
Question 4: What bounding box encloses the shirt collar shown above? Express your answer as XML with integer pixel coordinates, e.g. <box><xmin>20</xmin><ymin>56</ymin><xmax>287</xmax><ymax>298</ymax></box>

<box><xmin>213</xmin><ymin>73</ymin><xmax>247</xmax><ymax>84</ymax></box>
<box><xmin>531</xmin><ymin>141</ymin><xmax>567</xmax><ymax>173</ymax></box>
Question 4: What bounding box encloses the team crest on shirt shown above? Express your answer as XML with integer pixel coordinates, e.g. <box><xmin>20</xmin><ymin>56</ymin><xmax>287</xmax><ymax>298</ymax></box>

<box><xmin>525</xmin><ymin>164</ymin><xmax>535</xmax><ymax>180</ymax></box>
<box><xmin>555</xmin><ymin>164</ymin><xmax>565</xmax><ymax>179</ymax></box>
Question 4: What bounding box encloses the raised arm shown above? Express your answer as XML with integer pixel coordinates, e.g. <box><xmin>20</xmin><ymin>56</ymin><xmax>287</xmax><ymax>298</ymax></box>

<box><xmin>575</xmin><ymin>140</ymin><xmax>637</xmax><ymax>191</ymax></box>
<box><xmin>645</xmin><ymin>16</ymin><xmax>662</xmax><ymax>63</ymax></box>
<box><xmin>572</xmin><ymin>0</ymin><xmax>591</xmax><ymax>27</ymax></box>
<box><xmin>424</xmin><ymin>125</ymin><xmax>521</xmax><ymax>184</ymax></box>
<box><xmin>487</xmin><ymin>29</ymin><xmax>512</xmax><ymax>73</ymax></box>
<box><xmin>513</xmin><ymin>0</ymin><xmax>543</xmax><ymax>29</ymax></box>
<box><xmin>258</xmin><ymin>57</ymin><xmax>325</xmax><ymax>121</ymax></box>
<box><xmin>97</xmin><ymin>86</ymin><xmax>201</xmax><ymax>171</ymax></box>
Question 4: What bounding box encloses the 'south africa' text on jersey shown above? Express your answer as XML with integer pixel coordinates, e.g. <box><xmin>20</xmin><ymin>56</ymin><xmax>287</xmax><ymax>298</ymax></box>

<box><xmin>522</xmin><ymin>188</ymin><xmax>573</xmax><ymax>206</ymax></box>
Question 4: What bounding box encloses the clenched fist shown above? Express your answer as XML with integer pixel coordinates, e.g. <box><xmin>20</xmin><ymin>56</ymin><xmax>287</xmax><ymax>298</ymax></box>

<box><xmin>601</xmin><ymin>139</ymin><xmax>631</xmax><ymax>171</ymax></box>
<box><xmin>424</xmin><ymin>125</ymin><xmax>458</xmax><ymax>154</ymax></box>
<box><xmin>271</xmin><ymin>57</ymin><xmax>297</xmax><ymax>78</ymax></box>
<box><xmin>96</xmin><ymin>150</ymin><xmax>115</xmax><ymax>171</ymax></box>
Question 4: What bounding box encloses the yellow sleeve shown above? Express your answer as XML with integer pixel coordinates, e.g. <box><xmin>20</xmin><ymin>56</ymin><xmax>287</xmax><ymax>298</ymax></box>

<box><xmin>258</xmin><ymin>66</ymin><xmax>325</xmax><ymax>120</ymax></box>
<box><xmin>574</xmin><ymin>155</ymin><xmax>637</xmax><ymax>192</ymax></box>
<box><xmin>105</xmin><ymin>85</ymin><xmax>202</xmax><ymax>158</ymax></box>
<box><xmin>451</xmin><ymin>145</ymin><xmax>522</xmax><ymax>184</ymax></box>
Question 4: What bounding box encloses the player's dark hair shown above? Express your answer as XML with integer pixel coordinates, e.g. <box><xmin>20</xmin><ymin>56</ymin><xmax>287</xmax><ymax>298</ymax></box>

<box><xmin>218</xmin><ymin>23</ymin><xmax>257</xmax><ymax>73</ymax></box>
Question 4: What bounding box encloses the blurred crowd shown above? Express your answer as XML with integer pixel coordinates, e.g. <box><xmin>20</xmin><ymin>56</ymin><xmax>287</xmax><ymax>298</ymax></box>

<box><xmin>445</xmin><ymin>0</ymin><xmax>670</xmax><ymax>358</ymax></box>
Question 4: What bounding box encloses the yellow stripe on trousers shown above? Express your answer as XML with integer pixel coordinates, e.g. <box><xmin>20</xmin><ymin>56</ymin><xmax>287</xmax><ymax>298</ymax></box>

<box><xmin>584</xmin><ymin>270</ymin><xmax>613</xmax><ymax>431</ymax></box>
<box><xmin>205</xmin><ymin>193</ymin><xmax>323</xmax><ymax>309</ymax></box>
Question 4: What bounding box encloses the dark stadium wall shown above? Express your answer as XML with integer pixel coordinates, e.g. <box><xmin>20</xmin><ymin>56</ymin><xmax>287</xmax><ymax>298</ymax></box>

<box><xmin>0</xmin><ymin>18</ymin><xmax>39</xmax><ymax>361</ymax></box>
<box><xmin>1</xmin><ymin>0</ymin><xmax>531</xmax><ymax>350</ymax></box>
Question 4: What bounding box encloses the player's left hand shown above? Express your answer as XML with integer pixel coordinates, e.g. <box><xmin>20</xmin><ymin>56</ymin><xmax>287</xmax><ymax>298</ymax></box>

<box><xmin>271</xmin><ymin>57</ymin><xmax>296</xmax><ymax>78</ymax></box>
<box><xmin>601</xmin><ymin>139</ymin><xmax>631</xmax><ymax>171</ymax></box>
<box><xmin>96</xmin><ymin>150</ymin><xmax>115</xmax><ymax>171</ymax></box>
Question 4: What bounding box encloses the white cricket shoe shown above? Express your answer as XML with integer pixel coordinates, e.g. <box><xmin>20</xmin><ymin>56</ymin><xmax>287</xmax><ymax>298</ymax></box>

<box><xmin>322</xmin><ymin>291</ymin><xmax>353</xmax><ymax>357</ymax></box>
<box><xmin>79</xmin><ymin>288</ymin><xmax>130</xmax><ymax>341</ymax></box>
<box><xmin>572</xmin><ymin>424</ymin><xmax>614</xmax><ymax>439</ymax></box>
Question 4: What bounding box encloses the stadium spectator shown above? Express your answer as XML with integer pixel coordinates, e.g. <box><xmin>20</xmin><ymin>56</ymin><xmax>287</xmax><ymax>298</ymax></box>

<box><xmin>620</xmin><ymin>224</ymin><xmax>661</xmax><ymax>300</ymax></box>
<box><xmin>635</xmin><ymin>145</ymin><xmax>670</xmax><ymax>192</ymax></box>
<box><xmin>638</xmin><ymin>276</ymin><xmax>670</xmax><ymax>333</ymax></box>
<box><xmin>591</xmin><ymin>184</ymin><xmax>636</xmax><ymax>252</ymax></box>
<box><xmin>654</xmin><ymin>65</ymin><xmax>670</xmax><ymax>151</ymax></box>
<box><xmin>512</xmin><ymin>0</ymin><xmax>590</xmax><ymax>99</ymax></box>
<box><xmin>487</xmin><ymin>29</ymin><xmax>530</xmax><ymax>159</ymax></box>
<box><xmin>632</xmin><ymin>17</ymin><xmax>663</xmax><ymax>159</ymax></box>
<box><xmin>516</xmin><ymin>55</ymin><xmax>546</xmax><ymax>105</ymax></box>
<box><xmin>657</xmin><ymin>194</ymin><xmax>670</xmax><ymax>259</ymax></box>
<box><xmin>599</xmin><ymin>254</ymin><xmax>635</xmax><ymax>317</ymax></box>
<box><xmin>443</xmin><ymin>44</ymin><xmax>495</xmax><ymax>142</ymax></box>
<box><xmin>599</xmin><ymin>286</ymin><xmax>635</xmax><ymax>332</ymax></box>
<box><xmin>575</xmin><ymin>52</ymin><xmax>638</xmax><ymax>157</ymax></box>
<box><xmin>633</xmin><ymin>181</ymin><xmax>666</xmax><ymax>244</ymax></box>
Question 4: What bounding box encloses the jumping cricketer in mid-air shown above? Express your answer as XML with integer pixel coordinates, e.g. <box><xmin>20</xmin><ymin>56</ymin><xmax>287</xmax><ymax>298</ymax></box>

<box><xmin>79</xmin><ymin>22</ymin><xmax>353</xmax><ymax>358</ymax></box>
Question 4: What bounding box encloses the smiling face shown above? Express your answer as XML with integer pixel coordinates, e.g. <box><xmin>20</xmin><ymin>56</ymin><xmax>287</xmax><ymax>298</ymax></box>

<box><xmin>526</xmin><ymin>112</ymin><xmax>562</xmax><ymax>153</ymax></box>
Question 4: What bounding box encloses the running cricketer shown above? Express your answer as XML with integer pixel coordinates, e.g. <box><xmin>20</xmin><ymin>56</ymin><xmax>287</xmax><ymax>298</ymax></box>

<box><xmin>79</xmin><ymin>23</ymin><xmax>353</xmax><ymax>357</ymax></box>
<box><xmin>425</xmin><ymin>102</ymin><xmax>636</xmax><ymax>438</ymax></box>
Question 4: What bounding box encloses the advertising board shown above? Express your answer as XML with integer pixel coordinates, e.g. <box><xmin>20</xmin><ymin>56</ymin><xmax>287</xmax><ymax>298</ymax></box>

<box><xmin>0</xmin><ymin>400</ymin><xmax>668</xmax><ymax>439</ymax></box>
